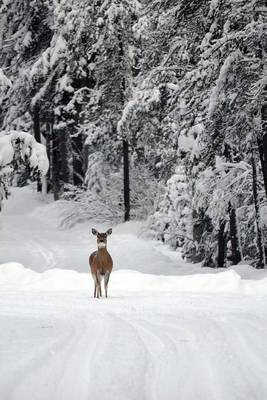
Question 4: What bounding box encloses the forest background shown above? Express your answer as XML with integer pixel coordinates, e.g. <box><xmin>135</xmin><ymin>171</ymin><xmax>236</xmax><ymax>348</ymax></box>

<box><xmin>0</xmin><ymin>0</ymin><xmax>266</xmax><ymax>269</ymax></box>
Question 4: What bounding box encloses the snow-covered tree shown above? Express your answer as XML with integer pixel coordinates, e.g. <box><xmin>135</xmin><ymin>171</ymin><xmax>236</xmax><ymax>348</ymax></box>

<box><xmin>0</xmin><ymin>130</ymin><xmax>49</xmax><ymax>210</ymax></box>
<box><xmin>140</xmin><ymin>0</ymin><xmax>266</xmax><ymax>267</ymax></box>
<box><xmin>0</xmin><ymin>0</ymin><xmax>266</xmax><ymax>268</ymax></box>
<box><xmin>147</xmin><ymin>167</ymin><xmax>193</xmax><ymax>254</ymax></box>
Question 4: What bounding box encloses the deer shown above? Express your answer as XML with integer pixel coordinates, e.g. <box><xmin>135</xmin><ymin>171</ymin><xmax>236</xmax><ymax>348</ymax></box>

<box><xmin>89</xmin><ymin>228</ymin><xmax>113</xmax><ymax>298</ymax></box>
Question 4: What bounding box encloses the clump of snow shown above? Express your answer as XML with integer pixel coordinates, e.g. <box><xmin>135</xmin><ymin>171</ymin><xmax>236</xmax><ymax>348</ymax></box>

<box><xmin>22</xmin><ymin>31</ymin><xmax>32</xmax><ymax>47</ymax></box>
<box><xmin>0</xmin><ymin>68</ymin><xmax>12</xmax><ymax>88</ymax></box>
<box><xmin>50</xmin><ymin>34</ymin><xmax>67</xmax><ymax>67</ymax></box>
<box><xmin>208</xmin><ymin>0</ymin><xmax>220</xmax><ymax>18</ymax></box>
<box><xmin>57</xmin><ymin>74</ymin><xmax>74</xmax><ymax>93</ymax></box>
<box><xmin>0</xmin><ymin>132</ymin><xmax>49</xmax><ymax>211</ymax></box>
<box><xmin>178</xmin><ymin>123</ymin><xmax>203</xmax><ymax>159</ymax></box>
<box><xmin>0</xmin><ymin>130</ymin><xmax>49</xmax><ymax>175</ymax></box>
<box><xmin>0</xmin><ymin>133</ymin><xmax>14</xmax><ymax>166</ymax></box>
<box><xmin>208</xmin><ymin>51</ymin><xmax>240</xmax><ymax>117</ymax></box>
<box><xmin>118</xmin><ymin>87</ymin><xmax>160</xmax><ymax>136</ymax></box>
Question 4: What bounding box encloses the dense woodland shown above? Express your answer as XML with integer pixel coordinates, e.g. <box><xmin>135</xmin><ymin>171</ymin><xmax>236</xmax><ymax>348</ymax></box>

<box><xmin>0</xmin><ymin>0</ymin><xmax>266</xmax><ymax>268</ymax></box>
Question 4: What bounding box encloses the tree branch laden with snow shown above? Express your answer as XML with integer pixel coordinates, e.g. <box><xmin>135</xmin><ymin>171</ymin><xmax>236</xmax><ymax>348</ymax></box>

<box><xmin>0</xmin><ymin>130</ymin><xmax>49</xmax><ymax>208</ymax></box>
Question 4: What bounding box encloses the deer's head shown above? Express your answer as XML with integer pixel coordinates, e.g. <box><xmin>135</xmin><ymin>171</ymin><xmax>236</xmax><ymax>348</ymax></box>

<box><xmin>92</xmin><ymin>228</ymin><xmax>112</xmax><ymax>249</ymax></box>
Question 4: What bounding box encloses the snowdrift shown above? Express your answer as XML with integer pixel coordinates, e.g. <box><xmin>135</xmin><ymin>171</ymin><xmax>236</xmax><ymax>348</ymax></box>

<box><xmin>0</xmin><ymin>262</ymin><xmax>267</xmax><ymax>296</ymax></box>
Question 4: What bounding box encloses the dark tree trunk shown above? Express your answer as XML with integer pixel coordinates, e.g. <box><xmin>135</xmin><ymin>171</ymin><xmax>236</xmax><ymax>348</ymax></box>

<box><xmin>217</xmin><ymin>221</ymin><xmax>226</xmax><ymax>268</ymax></box>
<box><xmin>33</xmin><ymin>105</ymin><xmax>42</xmax><ymax>192</ymax></box>
<box><xmin>257</xmin><ymin>137</ymin><xmax>267</xmax><ymax>197</ymax></box>
<box><xmin>72</xmin><ymin>133</ymin><xmax>84</xmax><ymax>186</ymax></box>
<box><xmin>58</xmin><ymin>130</ymin><xmax>71</xmax><ymax>186</ymax></box>
<box><xmin>192</xmin><ymin>209</ymin><xmax>212</xmax><ymax>263</ymax></box>
<box><xmin>123</xmin><ymin>139</ymin><xmax>130</xmax><ymax>221</ymax></box>
<box><xmin>258</xmin><ymin>98</ymin><xmax>267</xmax><ymax>198</ymax></box>
<box><xmin>263</xmin><ymin>131</ymin><xmax>267</xmax><ymax>188</ymax></box>
<box><xmin>45</xmin><ymin>121</ymin><xmax>51</xmax><ymax>193</ymax></box>
<box><xmin>33</xmin><ymin>106</ymin><xmax>41</xmax><ymax>142</ymax></box>
<box><xmin>228</xmin><ymin>202</ymin><xmax>242</xmax><ymax>265</ymax></box>
<box><xmin>251</xmin><ymin>150</ymin><xmax>266</xmax><ymax>268</ymax></box>
<box><xmin>51</xmin><ymin>125</ymin><xmax>61</xmax><ymax>201</ymax></box>
<box><xmin>117</xmin><ymin>28</ymin><xmax>131</xmax><ymax>222</ymax></box>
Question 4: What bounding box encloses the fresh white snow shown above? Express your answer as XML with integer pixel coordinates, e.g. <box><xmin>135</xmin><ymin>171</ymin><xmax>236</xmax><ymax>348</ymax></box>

<box><xmin>1</xmin><ymin>187</ymin><xmax>267</xmax><ymax>400</ymax></box>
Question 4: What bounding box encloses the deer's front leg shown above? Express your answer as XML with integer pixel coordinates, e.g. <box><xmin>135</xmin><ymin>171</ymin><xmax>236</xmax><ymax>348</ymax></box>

<box><xmin>94</xmin><ymin>282</ymin><xmax>97</xmax><ymax>298</ymax></box>
<box><xmin>104</xmin><ymin>271</ymin><xmax>110</xmax><ymax>298</ymax></box>
<box><xmin>92</xmin><ymin>274</ymin><xmax>97</xmax><ymax>298</ymax></box>
<box><xmin>97</xmin><ymin>283</ymin><xmax>102</xmax><ymax>298</ymax></box>
<box><xmin>96</xmin><ymin>272</ymin><xmax>102</xmax><ymax>298</ymax></box>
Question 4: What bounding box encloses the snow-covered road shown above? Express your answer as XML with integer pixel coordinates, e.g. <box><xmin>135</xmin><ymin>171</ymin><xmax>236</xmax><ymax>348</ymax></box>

<box><xmin>1</xmin><ymin>188</ymin><xmax>267</xmax><ymax>400</ymax></box>
<box><xmin>1</xmin><ymin>291</ymin><xmax>267</xmax><ymax>400</ymax></box>
<box><xmin>0</xmin><ymin>187</ymin><xmax>183</xmax><ymax>275</ymax></box>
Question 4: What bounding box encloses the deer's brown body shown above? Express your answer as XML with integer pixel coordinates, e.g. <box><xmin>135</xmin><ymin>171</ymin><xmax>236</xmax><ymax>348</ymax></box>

<box><xmin>89</xmin><ymin>228</ymin><xmax>113</xmax><ymax>298</ymax></box>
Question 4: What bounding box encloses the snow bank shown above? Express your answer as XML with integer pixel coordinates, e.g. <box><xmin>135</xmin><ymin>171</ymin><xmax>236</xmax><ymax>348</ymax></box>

<box><xmin>0</xmin><ymin>262</ymin><xmax>267</xmax><ymax>296</ymax></box>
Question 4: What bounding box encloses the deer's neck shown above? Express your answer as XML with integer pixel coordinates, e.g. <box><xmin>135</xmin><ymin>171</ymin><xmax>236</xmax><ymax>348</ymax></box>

<box><xmin>97</xmin><ymin>247</ymin><xmax>108</xmax><ymax>255</ymax></box>
<box><xmin>97</xmin><ymin>247</ymin><xmax>110</xmax><ymax>264</ymax></box>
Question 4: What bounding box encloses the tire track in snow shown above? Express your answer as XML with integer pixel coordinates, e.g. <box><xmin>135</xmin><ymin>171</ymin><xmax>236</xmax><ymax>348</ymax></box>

<box><xmin>2</xmin><ymin>309</ymin><xmax>150</xmax><ymax>400</ymax></box>
<box><xmin>213</xmin><ymin>314</ymin><xmax>267</xmax><ymax>400</ymax></box>
<box><xmin>52</xmin><ymin>315</ymin><xmax>106</xmax><ymax>400</ymax></box>
<box><xmin>117</xmin><ymin>314</ymin><xmax>267</xmax><ymax>400</ymax></box>
<box><xmin>28</xmin><ymin>240</ymin><xmax>57</xmax><ymax>271</ymax></box>
<box><xmin>2</xmin><ymin>313</ymin><xmax>105</xmax><ymax>400</ymax></box>
<box><xmin>126</xmin><ymin>317</ymin><xmax>197</xmax><ymax>400</ymax></box>
<box><xmin>84</xmin><ymin>313</ymin><xmax>150</xmax><ymax>400</ymax></box>
<box><xmin>1</xmin><ymin>315</ymin><xmax>76</xmax><ymax>400</ymax></box>
<box><xmin>1</xmin><ymin>295</ymin><xmax>267</xmax><ymax>400</ymax></box>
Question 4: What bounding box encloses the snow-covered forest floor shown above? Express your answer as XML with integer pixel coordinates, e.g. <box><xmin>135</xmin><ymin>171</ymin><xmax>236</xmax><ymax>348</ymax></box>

<box><xmin>1</xmin><ymin>187</ymin><xmax>267</xmax><ymax>400</ymax></box>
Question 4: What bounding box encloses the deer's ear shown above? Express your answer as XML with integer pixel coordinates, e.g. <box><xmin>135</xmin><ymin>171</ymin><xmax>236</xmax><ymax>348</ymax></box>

<box><xmin>92</xmin><ymin>228</ymin><xmax>98</xmax><ymax>236</ymax></box>
<box><xmin>106</xmin><ymin>228</ymin><xmax>112</xmax><ymax>236</ymax></box>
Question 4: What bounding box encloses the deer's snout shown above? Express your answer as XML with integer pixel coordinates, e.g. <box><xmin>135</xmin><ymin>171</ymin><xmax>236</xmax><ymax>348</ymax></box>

<box><xmin>97</xmin><ymin>240</ymin><xmax>106</xmax><ymax>249</ymax></box>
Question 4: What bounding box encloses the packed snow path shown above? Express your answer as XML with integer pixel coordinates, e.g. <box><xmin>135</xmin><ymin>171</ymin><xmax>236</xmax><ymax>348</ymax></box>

<box><xmin>1</xmin><ymin>188</ymin><xmax>267</xmax><ymax>400</ymax></box>
<box><xmin>0</xmin><ymin>187</ymin><xmax>184</xmax><ymax>275</ymax></box>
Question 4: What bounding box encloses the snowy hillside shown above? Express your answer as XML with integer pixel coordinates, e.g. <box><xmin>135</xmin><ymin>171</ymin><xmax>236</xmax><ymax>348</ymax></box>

<box><xmin>0</xmin><ymin>187</ymin><xmax>267</xmax><ymax>400</ymax></box>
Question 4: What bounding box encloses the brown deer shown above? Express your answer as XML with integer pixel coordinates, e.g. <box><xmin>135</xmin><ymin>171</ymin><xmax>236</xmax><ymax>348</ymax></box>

<box><xmin>89</xmin><ymin>228</ymin><xmax>113</xmax><ymax>298</ymax></box>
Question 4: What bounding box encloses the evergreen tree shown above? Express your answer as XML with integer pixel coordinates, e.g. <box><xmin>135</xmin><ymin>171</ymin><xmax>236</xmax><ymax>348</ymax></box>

<box><xmin>0</xmin><ymin>0</ymin><xmax>266</xmax><ymax>268</ymax></box>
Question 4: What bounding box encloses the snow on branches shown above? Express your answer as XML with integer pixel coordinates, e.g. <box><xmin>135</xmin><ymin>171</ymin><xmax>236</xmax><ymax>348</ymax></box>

<box><xmin>0</xmin><ymin>130</ymin><xmax>49</xmax><ymax>208</ymax></box>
